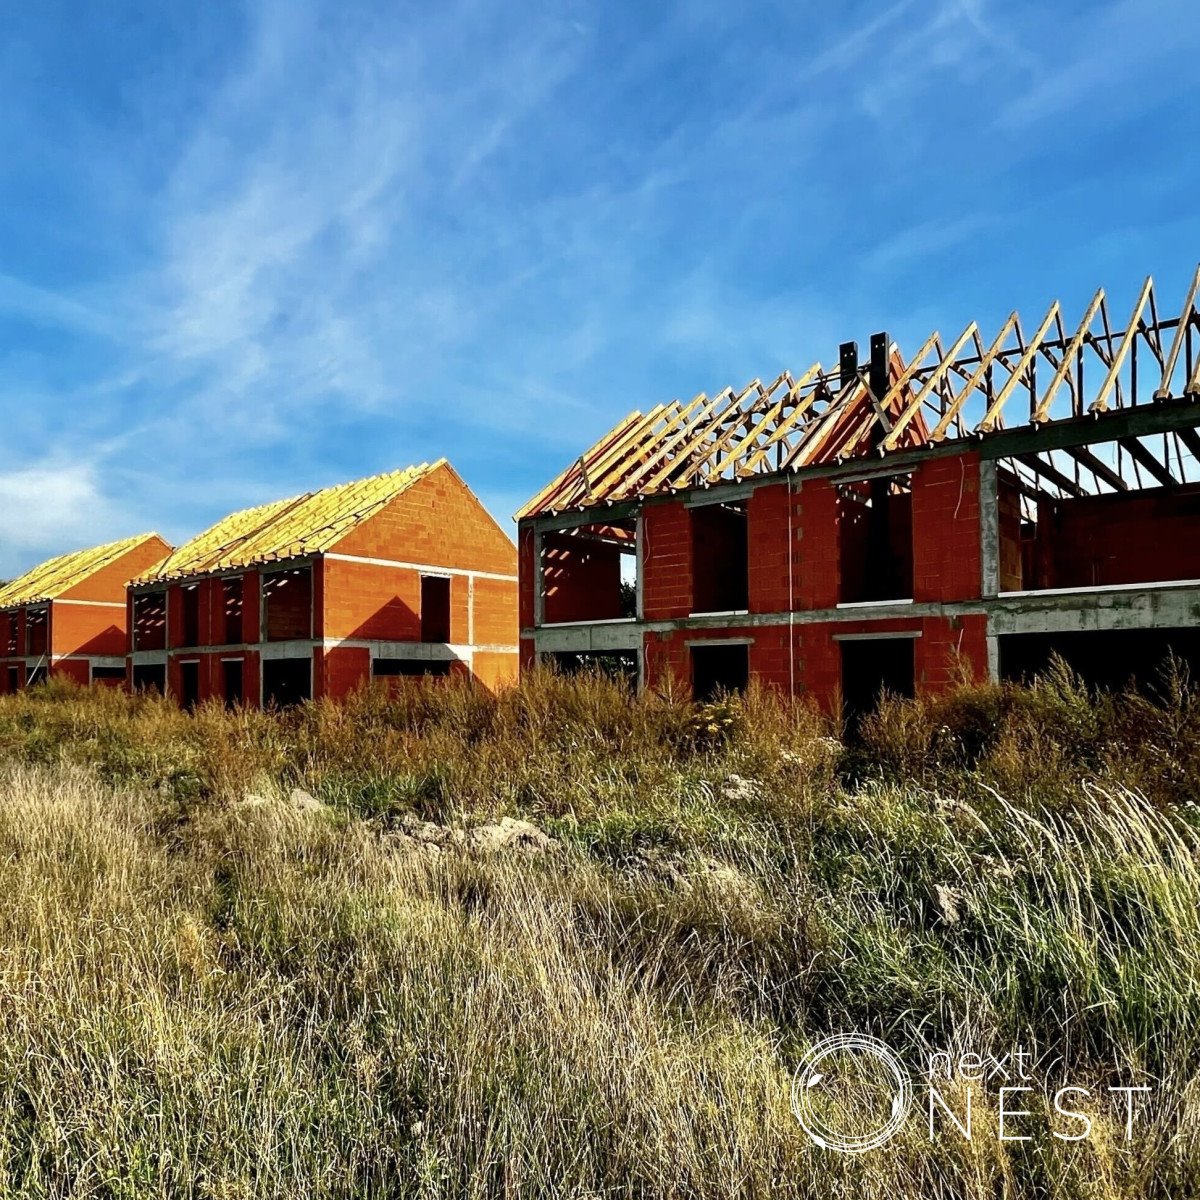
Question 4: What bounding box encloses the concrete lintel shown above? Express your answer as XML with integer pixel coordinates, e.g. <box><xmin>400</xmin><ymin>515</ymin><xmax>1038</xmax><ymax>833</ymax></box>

<box><xmin>684</xmin><ymin>482</ymin><xmax>757</xmax><ymax>507</ymax></box>
<box><xmin>527</xmin><ymin>598</ymin><xmax>980</xmax><ymax>642</ymax></box>
<box><xmin>129</xmin><ymin>651</ymin><xmax>168</xmax><ymax>667</ymax></box>
<box><xmin>364</xmin><ymin>641</ymin><xmax>465</xmax><ymax>662</ymax></box>
<box><xmin>980</xmin><ymin>400</ymin><xmax>1200</xmax><ymax>461</ymax></box>
<box><xmin>534</xmin><ymin>623</ymin><xmax>643</xmax><ymax>653</ymax></box>
<box><xmin>685</xmin><ymin>636</ymin><xmax>754</xmax><ymax>647</ymax></box>
<box><xmin>987</xmin><ymin>586</ymin><xmax>1200</xmax><ymax>636</ymax></box>
<box><xmin>527</xmin><ymin>504</ymin><xmax>640</xmax><ymax>534</ymax></box>
<box><xmin>833</xmin><ymin>630</ymin><xmax>922</xmax><ymax>641</ymax></box>
<box><xmin>259</xmin><ymin>640</ymin><xmax>317</xmax><ymax>661</ymax></box>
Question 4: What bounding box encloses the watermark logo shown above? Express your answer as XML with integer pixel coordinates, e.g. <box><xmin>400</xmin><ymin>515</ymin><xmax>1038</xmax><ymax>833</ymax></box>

<box><xmin>790</xmin><ymin>1035</ymin><xmax>1151</xmax><ymax>1153</ymax></box>
<box><xmin>790</xmin><ymin>1034</ymin><xmax>913</xmax><ymax>1153</ymax></box>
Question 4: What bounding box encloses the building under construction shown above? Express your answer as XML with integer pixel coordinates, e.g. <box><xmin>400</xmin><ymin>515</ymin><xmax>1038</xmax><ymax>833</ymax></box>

<box><xmin>517</xmin><ymin>268</ymin><xmax>1200</xmax><ymax>708</ymax></box>
<box><xmin>127</xmin><ymin>460</ymin><xmax>518</xmax><ymax>707</ymax></box>
<box><xmin>0</xmin><ymin>534</ymin><xmax>171</xmax><ymax>693</ymax></box>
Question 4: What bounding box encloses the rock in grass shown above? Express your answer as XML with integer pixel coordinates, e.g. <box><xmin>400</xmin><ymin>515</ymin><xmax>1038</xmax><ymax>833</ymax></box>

<box><xmin>720</xmin><ymin>774</ymin><xmax>759</xmax><ymax>803</ymax></box>
<box><xmin>463</xmin><ymin>817</ymin><xmax>559</xmax><ymax>854</ymax></box>
<box><xmin>387</xmin><ymin>815</ymin><xmax>559</xmax><ymax>857</ymax></box>
<box><xmin>931</xmin><ymin>883</ymin><xmax>964</xmax><ymax>925</ymax></box>
<box><xmin>289</xmin><ymin>787</ymin><xmax>325</xmax><ymax>814</ymax></box>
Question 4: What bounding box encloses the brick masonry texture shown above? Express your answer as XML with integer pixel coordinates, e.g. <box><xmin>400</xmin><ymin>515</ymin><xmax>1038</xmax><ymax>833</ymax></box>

<box><xmin>119</xmin><ymin>463</ymin><xmax>518</xmax><ymax>706</ymax></box>
<box><xmin>521</xmin><ymin>448</ymin><xmax>1009</xmax><ymax>706</ymax></box>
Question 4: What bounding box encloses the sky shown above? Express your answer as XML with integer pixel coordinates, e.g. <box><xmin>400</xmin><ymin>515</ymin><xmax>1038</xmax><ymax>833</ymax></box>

<box><xmin>1</xmin><ymin>0</ymin><xmax>1198</xmax><ymax>577</ymax></box>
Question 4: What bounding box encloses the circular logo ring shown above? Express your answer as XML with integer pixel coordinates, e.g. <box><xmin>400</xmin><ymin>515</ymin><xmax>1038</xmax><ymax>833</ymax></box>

<box><xmin>791</xmin><ymin>1033</ymin><xmax>912</xmax><ymax>1153</ymax></box>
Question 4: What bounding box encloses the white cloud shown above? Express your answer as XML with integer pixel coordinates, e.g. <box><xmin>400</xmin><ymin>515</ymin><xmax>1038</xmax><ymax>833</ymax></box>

<box><xmin>0</xmin><ymin>461</ymin><xmax>133</xmax><ymax>577</ymax></box>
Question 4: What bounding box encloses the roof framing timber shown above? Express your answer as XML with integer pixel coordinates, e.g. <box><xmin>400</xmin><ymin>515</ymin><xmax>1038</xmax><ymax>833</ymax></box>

<box><xmin>516</xmin><ymin>265</ymin><xmax>1200</xmax><ymax>519</ymax></box>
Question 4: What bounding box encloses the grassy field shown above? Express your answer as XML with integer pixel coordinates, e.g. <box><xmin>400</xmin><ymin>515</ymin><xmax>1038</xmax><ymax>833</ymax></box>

<box><xmin>0</xmin><ymin>666</ymin><xmax>1197</xmax><ymax>1198</ymax></box>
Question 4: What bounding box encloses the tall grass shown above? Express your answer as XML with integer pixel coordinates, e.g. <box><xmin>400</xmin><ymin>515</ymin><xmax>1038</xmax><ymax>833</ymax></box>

<box><xmin>0</xmin><ymin>668</ymin><xmax>1197</xmax><ymax>1196</ymax></box>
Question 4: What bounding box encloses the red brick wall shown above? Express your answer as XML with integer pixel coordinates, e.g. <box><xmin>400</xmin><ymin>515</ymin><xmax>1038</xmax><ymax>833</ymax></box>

<box><xmin>50</xmin><ymin>602</ymin><xmax>126</xmax><ymax>657</ymax></box>
<box><xmin>321</xmin><ymin>557</ymin><xmax>422</xmax><ymax>642</ymax></box>
<box><xmin>643</xmin><ymin>624</ymin><xmax>806</xmax><ymax>700</ymax></box>
<box><xmin>518</xmin><ymin>527</ymin><xmax>537</xmax><ymax>629</ymax></box>
<box><xmin>51</xmin><ymin>535</ymin><xmax>171</xmax><ymax>659</ymax></box>
<box><xmin>52</xmin><ymin>659</ymin><xmax>90</xmax><ymax>686</ymax></box>
<box><xmin>541</xmin><ymin>533</ymin><xmax>622</xmax><ymax>623</ymax></box>
<box><xmin>59</xmin><ymin>535</ymin><xmax>171</xmax><ymax>605</ymax></box>
<box><xmin>473</xmin><ymin>577</ymin><xmax>519</xmax><ymax>645</ymax></box>
<box><xmin>472</xmin><ymin>650</ymin><xmax>518</xmax><ymax>689</ymax></box>
<box><xmin>450</xmin><ymin>575</ymin><xmax>470</xmax><ymax>643</ymax></box>
<box><xmin>749</xmin><ymin>624</ymin><xmax>804</xmax><ymax>693</ymax></box>
<box><xmin>912</xmin><ymin>452</ymin><xmax>981</xmax><ymax>603</ymax></box>
<box><xmin>320</xmin><ymin>645</ymin><xmax>372</xmax><ymax>701</ymax></box>
<box><xmin>1036</xmin><ymin>484</ymin><xmax>1200</xmax><ymax>589</ymax></box>
<box><xmin>917</xmin><ymin>614</ymin><xmax>988</xmax><ymax>693</ymax></box>
<box><xmin>797</xmin><ymin>625</ymin><xmax>840</xmax><ymax>706</ymax></box>
<box><xmin>332</xmin><ymin>462</ymin><xmax>517</xmax><ymax>577</ymax></box>
<box><xmin>642</xmin><ymin>629</ymin><xmax>690</xmax><ymax>695</ymax></box>
<box><xmin>794</xmin><ymin>478</ymin><xmax>840</xmax><ymax>610</ymax></box>
<box><xmin>642</xmin><ymin>502</ymin><xmax>692</xmax><ymax>620</ymax></box>
<box><xmin>262</xmin><ymin>568</ymin><xmax>313</xmax><ymax>640</ymax></box>
<box><xmin>748</xmin><ymin>483</ymin><xmax>798</xmax><ymax>614</ymax></box>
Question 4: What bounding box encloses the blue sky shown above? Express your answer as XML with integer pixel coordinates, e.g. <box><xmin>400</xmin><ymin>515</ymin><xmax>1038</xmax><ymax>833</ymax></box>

<box><xmin>1</xmin><ymin>0</ymin><xmax>1198</xmax><ymax>576</ymax></box>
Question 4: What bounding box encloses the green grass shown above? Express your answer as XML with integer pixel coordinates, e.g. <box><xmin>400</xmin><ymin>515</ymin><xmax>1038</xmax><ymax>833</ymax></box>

<box><xmin>0</xmin><ymin>666</ymin><xmax>1197</xmax><ymax>1197</ymax></box>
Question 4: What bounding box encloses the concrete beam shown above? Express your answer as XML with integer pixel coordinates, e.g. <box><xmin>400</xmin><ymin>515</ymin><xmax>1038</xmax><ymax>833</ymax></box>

<box><xmin>533</xmin><ymin>622</ymin><xmax>643</xmax><ymax>653</ymax></box>
<box><xmin>987</xmin><ymin>584</ymin><xmax>1200</xmax><ymax>636</ymax></box>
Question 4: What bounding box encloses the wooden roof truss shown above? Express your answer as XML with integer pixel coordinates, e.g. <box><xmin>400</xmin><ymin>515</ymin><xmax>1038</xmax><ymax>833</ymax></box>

<box><xmin>518</xmin><ymin>267</ymin><xmax>1200</xmax><ymax>519</ymax></box>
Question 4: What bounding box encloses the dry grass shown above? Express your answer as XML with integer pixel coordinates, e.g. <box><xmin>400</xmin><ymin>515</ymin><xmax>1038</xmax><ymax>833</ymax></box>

<box><xmin>0</xmin><ymin>668</ymin><xmax>1197</xmax><ymax>1197</ymax></box>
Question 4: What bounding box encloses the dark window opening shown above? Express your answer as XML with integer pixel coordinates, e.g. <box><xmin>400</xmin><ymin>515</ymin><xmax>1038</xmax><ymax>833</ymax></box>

<box><xmin>691</xmin><ymin>643</ymin><xmax>749</xmax><ymax>701</ymax></box>
<box><xmin>997</xmin><ymin>445</ymin><xmax>1200</xmax><ymax>593</ymax></box>
<box><xmin>91</xmin><ymin>666</ymin><xmax>126</xmax><ymax>685</ymax></box>
<box><xmin>840</xmin><ymin>637</ymin><xmax>916</xmax><ymax>728</ymax></box>
<box><xmin>222</xmin><ymin>659</ymin><xmax>244</xmax><ymax>708</ymax></box>
<box><xmin>420</xmin><ymin>575</ymin><xmax>452</xmax><ymax>643</ymax></box>
<box><xmin>25</xmin><ymin>608</ymin><xmax>48</xmax><ymax>658</ymax></box>
<box><xmin>26</xmin><ymin>665</ymin><xmax>48</xmax><ymax>688</ymax></box>
<box><xmin>549</xmin><ymin>650</ymin><xmax>638</xmax><ymax>688</ymax></box>
<box><xmin>132</xmin><ymin>664</ymin><xmax>166</xmax><ymax>694</ymax></box>
<box><xmin>223</xmin><ymin>577</ymin><xmax>244</xmax><ymax>645</ymax></box>
<box><xmin>838</xmin><ymin>475</ymin><xmax>913</xmax><ymax>604</ymax></box>
<box><xmin>999</xmin><ymin>629</ymin><xmax>1200</xmax><ymax>694</ymax></box>
<box><xmin>541</xmin><ymin>519</ymin><xmax>638</xmax><ymax>624</ymax></box>
<box><xmin>180</xmin><ymin>585</ymin><xmax>200</xmax><ymax>648</ymax></box>
<box><xmin>263</xmin><ymin>567</ymin><xmax>313</xmax><ymax>642</ymax></box>
<box><xmin>178</xmin><ymin>660</ymin><xmax>200</xmax><ymax>711</ymax></box>
<box><xmin>5</xmin><ymin>666</ymin><xmax>18</xmax><ymax>694</ymax></box>
<box><xmin>373</xmin><ymin>658</ymin><xmax>453</xmax><ymax>678</ymax></box>
<box><xmin>691</xmin><ymin>501</ymin><xmax>748</xmax><ymax>614</ymax></box>
<box><xmin>263</xmin><ymin>657</ymin><xmax>312</xmax><ymax>708</ymax></box>
<box><xmin>133</xmin><ymin>591</ymin><xmax>167</xmax><ymax>652</ymax></box>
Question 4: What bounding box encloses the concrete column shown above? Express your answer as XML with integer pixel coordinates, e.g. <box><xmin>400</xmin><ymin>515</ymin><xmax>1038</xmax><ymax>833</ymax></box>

<box><xmin>979</xmin><ymin>458</ymin><xmax>1000</xmax><ymax>599</ymax></box>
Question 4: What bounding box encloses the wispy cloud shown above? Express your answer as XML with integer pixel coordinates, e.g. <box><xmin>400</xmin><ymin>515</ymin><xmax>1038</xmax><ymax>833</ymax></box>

<box><xmin>0</xmin><ymin>460</ymin><xmax>133</xmax><ymax>564</ymax></box>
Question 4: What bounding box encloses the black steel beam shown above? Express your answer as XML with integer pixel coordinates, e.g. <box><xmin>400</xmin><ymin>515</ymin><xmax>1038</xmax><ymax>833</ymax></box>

<box><xmin>1119</xmin><ymin>436</ymin><xmax>1176</xmax><ymax>487</ymax></box>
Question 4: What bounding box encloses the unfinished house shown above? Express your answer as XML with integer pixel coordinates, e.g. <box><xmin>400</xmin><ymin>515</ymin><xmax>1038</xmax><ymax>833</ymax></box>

<box><xmin>0</xmin><ymin>533</ymin><xmax>171</xmax><ymax>693</ymax></box>
<box><xmin>518</xmin><ymin>267</ymin><xmax>1200</xmax><ymax>707</ymax></box>
<box><xmin>126</xmin><ymin>460</ymin><xmax>518</xmax><ymax>707</ymax></box>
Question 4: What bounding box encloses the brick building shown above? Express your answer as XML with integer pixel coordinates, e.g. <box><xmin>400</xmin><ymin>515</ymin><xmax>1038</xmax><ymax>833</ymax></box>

<box><xmin>517</xmin><ymin>270</ymin><xmax>1200</xmax><ymax>709</ymax></box>
<box><xmin>126</xmin><ymin>460</ymin><xmax>518</xmax><ymax>706</ymax></box>
<box><xmin>0</xmin><ymin>533</ymin><xmax>171</xmax><ymax>693</ymax></box>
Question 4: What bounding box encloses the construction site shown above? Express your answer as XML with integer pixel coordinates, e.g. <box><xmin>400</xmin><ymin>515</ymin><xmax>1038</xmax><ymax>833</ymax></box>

<box><xmin>125</xmin><ymin>460</ymin><xmax>518</xmax><ymax>707</ymax></box>
<box><xmin>0</xmin><ymin>534</ymin><xmax>170</xmax><ymax>693</ymax></box>
<box><xmin>517</xmin><ymin>268</ymin><xmax>1200</xmax><ymax>708</ymax></box>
